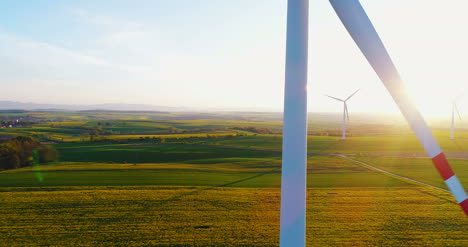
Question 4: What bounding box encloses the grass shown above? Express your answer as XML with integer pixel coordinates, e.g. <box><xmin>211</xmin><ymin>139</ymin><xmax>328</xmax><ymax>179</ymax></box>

<box><xmin>58</xmin><ymin>144</ymin><xmax>282</xmax><ymax>164</ymax></box>
<box><xmin>0</xmin><ymin>155</ymin><xmax>411</xmax><ymax>188</ymax></box>
<box><xmin>0</xmin><ymin>186</ymin><xmax>279</xmax><ymax>246</ymax></box>
<box><xmin>101</xmin><ymin>131</ymin><xmax>238</xmax><ymax>140</ymax></box>
<box><xmin>0</xmin><ymin>187</ymin><xmax>466</xmax><ymax>246</ymax></box>
<box><xmin>307</xmin><ymin>187</ymin><xmax>467</xmax><ymax>246</ymax></box>
<box><xmin>2</xmin><ymin>115</ymin><xmax>468</xmax><ymax>246</ymax></box>
<box><xmin>4</xmin><ymin>117</ymin><xmax>468</xmax><ymax>151</ymax></box>
<box><xmin>200</xmin><ymin>134</ymin><xmax>468</xmax><ymax>154</ymax></box>
<box><xmin>0</xmin><ymin>146</ymin><xmax>466</xmax><ymax>246</ymax></box>
<box><xmin>350</xmin><ymin>155</ymin><xmax>468</xmax><ymax>189</ymax></box>
<box><xmin>1</xmin><ymin>145</ymin><xmax>466</xmax><ymax>246</ymax></box>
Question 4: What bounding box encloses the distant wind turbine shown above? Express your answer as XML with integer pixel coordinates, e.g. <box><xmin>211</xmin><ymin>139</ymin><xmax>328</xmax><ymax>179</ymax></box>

<box><xmin>450</xmin><ymin>99</ymin><xmax>462</xmax><ymax>140</ymax></box>
<box><xmin>325</xmin><ymin>89</ymin><xmax>359</xmax><ymax>140</ymax></box>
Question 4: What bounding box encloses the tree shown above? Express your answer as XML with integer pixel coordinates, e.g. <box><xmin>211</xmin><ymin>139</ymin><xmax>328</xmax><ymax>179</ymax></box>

<box><xmin>12</xmin><ymin>136</ymin><xmax>40</xmax><ymax>167</ymax></box>
<box><xmin>0</xmin><ymin>145</ymin><xmax>20</xmax><ymax>169</ymax></box>
<box><xmin>0</xmin><ymin>137</ymin><xmax>59</xmax><ymax>170</ymax></box>
<box><xmin>37</xmin><ymin>145</ymin><xmax>59</xmax><ymax>163</ymax></box>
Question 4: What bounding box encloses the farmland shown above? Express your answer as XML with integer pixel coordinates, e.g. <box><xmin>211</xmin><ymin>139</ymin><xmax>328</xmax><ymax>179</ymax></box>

<box><xmin>1</xmin><ymin>111</ymin><xmax>468</xmax><ymax>246</ymax></box>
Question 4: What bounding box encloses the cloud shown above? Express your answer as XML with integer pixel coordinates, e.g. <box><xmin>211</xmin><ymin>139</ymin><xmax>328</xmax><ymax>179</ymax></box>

<box><xmin>21</xmin><ymin>39</ymin><xmax>112</xmax><ymax>67</ymax></box>
<box><xmin>68</xmin><ymin>7</ymin><xmax>144</xmax><ymax>31</ymax></box>
<box><xmin>3</xmin><ymin>0</ymin><xmax>465</xmax><ymax>114</ymax></box>
<box><xmin>0</xmin><ymin>30</ymin><xmax>160</xmax><ymax>101</ymax></box>
<box><xmin>67</xmin><ymin>7</ymin><xmax>165</xmax><ymax>66</ymax></box>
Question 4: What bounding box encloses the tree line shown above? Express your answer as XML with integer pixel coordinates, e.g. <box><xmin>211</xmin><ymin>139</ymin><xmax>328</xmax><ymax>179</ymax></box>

<box><xmin>0</xmin><ymin>136</ymin><xmax>59</xmax><ymax>170</ymax></box>
<box><xmin>231</xmin><ymin>127</ymin><xmax>275</xmax><ymax>134</ymax></box>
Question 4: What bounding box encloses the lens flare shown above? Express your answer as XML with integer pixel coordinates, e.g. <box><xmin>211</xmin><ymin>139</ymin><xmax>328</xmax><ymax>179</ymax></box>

<box><xmin>32</xmin><ymin>150</ymin><xmax>43</xmax><ymax>182</ymax></box>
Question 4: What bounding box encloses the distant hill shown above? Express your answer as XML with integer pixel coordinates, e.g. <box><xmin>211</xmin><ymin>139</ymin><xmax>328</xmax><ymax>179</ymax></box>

<box><xmin>79</xmin><ymin>109</ymin><xmax>169</xmax><ymax>114</ymax></box>
<box><xmin>1</xmin><ymin>101</ymin><xmax>452</xmax><ymax>127</ymax></box>
<box><xmin>0</xmin><ymin>101</ymin><xmax>189</xmax><ymax>112</ymax></box>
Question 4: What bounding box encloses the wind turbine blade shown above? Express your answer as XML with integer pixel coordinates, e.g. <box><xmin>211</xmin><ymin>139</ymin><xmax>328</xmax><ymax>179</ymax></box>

<box><xmin>329</xmin><ymin>0</ymin><xmax>468</xmax><ymax>216</ymax></box>
<box><xmin>455</xmin><ymin>103</ymin><xmax>462</xmax><ymax>121</ymax></box>
<box><xmin>280</xmin><ymin>0</ymin><xmax>308</xmax><ymax>246</ymax></box>
<box><xmin>345</xmin><ymin>88</ymin><xmax>360</xmax><ymax>101</ymax></box>
<box><xmin>325</xmin><ymin>94</ymin><xmax>344</xmax><ymax>102</ymax></box>
<box><xmin>345</xmin><ymin>103</ymin><xmax>349</xmax><ymax>121</ymax></box>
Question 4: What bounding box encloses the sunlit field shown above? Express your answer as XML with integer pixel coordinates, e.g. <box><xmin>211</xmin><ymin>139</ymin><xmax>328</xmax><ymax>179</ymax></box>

<box><xmin>1</xmin><ymin>186</ymin><xmax>466</xmax><ymax>246</ymax></box>
<box><xmin>350</xmin><ymin>156</ymin><xmax>468</xmax><ymax>189</ymax></box>
<box><xmin>1</xmin><ymin>112</ymin><xmax>468</xmax><ymax>246</ymax></box>
<box><xmin>4</xmin><ymin>0</ymin><xmax>468</xmax><ymax>245</ymax></box>
<box><xmin>1</xmin><ymin>146</ymin><xmax>468</xmax><ymax>246</ymax></box>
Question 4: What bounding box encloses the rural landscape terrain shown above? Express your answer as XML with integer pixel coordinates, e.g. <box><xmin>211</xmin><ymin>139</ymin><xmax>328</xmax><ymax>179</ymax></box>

<box><xmin>0</xmin><ymin>109</ymin><xmax>467</xmax><ymax>246</ymax></box>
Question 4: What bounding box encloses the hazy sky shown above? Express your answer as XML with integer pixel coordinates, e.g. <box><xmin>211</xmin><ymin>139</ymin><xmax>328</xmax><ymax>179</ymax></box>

<box><xmin>1</xmin><ymin>0</ymin><xmax>468</xmax><ymax>116</ymax></box>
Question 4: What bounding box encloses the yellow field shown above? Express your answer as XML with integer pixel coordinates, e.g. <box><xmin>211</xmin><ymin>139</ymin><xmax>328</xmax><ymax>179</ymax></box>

<box><xmin>5</xmin><ymin>161</ymin><xmax>280</xmax><ymax>173</ymax></box>
<box><xmin>2</xmin><ymin>115</ymin><xmax>468</xmax><ymax>246</ymax></box>
<box><xmin>0</xmin><ymin>186</ymin><xmax>466</xmax><ymax>246</ymax></box>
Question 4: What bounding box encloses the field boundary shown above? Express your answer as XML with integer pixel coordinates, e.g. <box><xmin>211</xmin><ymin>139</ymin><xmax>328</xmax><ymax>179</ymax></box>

<box><xmin>55</xmin><ymin>143</ymin><xmax>452</xmax><ymax>193</ymax></box>
<box><xmin>339</xmin><ymin>155</ymin><xmax>450</xmax><ymax>193</ymax></box>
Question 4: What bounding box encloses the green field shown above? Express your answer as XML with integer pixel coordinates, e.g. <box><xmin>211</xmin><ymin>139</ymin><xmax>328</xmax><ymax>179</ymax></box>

<box><xmin>1</xmin><ymin>113</ymin><xmax>468</xmax><ymax>246</ymax></box>
<box><xmin>1</xmin><ymin>144</ymin><xmax>468</xmax><ymax>246</ymax></box>
<box><xmin>0</xmin><ymin>153</ymin><xmax>412</xmax><ymax>189</ymax></box>
<box><xmin>350</xmin><ymin>155</ymin><xmax>468</xmax><ymax>189</ymax></box>
<box><xmin>200</xmin><ymin>133</ymin><xmax>468</xmax><ymax>154</ymax></box>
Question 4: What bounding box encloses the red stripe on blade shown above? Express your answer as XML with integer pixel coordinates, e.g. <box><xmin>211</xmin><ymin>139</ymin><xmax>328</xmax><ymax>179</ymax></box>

<box><xmin>431</xmin><ymin>153</ymin><xmax>455</xmax><ymax>180</ymax></box>
<box><xmin>461</xmin><ymin>199</ymin><xmax>468</xmax><ymax>216</ymax></box>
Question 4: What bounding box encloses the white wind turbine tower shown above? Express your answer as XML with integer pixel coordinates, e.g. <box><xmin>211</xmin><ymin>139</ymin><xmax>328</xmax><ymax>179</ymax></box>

<box><xmin>280</xmin><ymin>0</ymin><xmax>308</xmax><ymax>246</ymax></box>
<box><xmin>450</xmin><ymin>99</ymin><xmax>462</xmax><ymax>140</ymax></box>
<box><xmin>325</xmin><ymin>89</ymin><xmax>360</xmax><ymax>140</ymax></box>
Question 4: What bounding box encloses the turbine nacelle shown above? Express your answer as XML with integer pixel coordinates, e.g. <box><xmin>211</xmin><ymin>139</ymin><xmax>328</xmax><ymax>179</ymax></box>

<box><xmin>325</xmin><ymin>89</ymin><xmax>361</xmax><ymax>121</ymax></box>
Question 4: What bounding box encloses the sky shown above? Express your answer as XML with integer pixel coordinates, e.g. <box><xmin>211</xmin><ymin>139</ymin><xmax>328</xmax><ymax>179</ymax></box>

<box><xmin>1</xmin><ymin>0</ymin><xmax>468</xmax><ymax>117</ymax></box>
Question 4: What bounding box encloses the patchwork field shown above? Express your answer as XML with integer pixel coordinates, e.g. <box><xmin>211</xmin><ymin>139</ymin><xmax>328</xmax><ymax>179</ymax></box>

<box><xmin>201</xmin><ymin>133</ymin><xmax>468</xmax><ymax>154</ymax></box>
<box><xmin>1</xmin><ymin>114</ymin><xmax>468</xmax><ymax>246</ymax></box>
<box><xmin>1</xmin><ymin>144</ymin><xmax>468</xmax><ymax>246</ymax></box>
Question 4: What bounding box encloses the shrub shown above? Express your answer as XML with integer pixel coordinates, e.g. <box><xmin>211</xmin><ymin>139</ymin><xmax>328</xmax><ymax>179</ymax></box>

<box><xmin>37</xmin><ymin>145</ymin><xmax>59</xmax><ymax>163</ymax></box>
